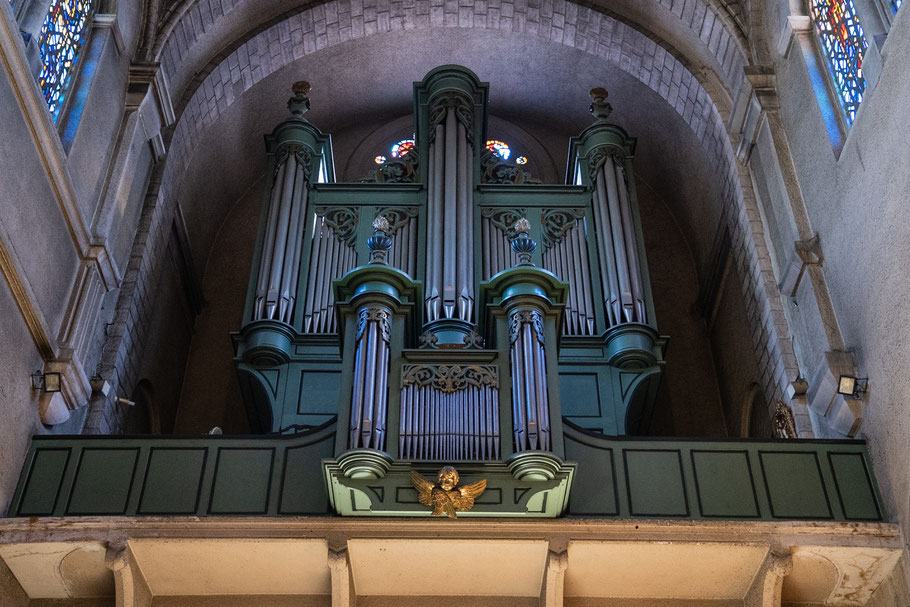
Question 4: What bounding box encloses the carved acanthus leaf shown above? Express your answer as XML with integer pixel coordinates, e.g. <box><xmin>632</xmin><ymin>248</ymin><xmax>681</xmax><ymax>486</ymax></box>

<box><xmin>356</xmin><ymin>306</ymin><xmax>391</xmax><ymax>344</ymax></box>
<box><xmin>401</xmin><ymin>364</ymin><xmax>498</xmax><ymax>394</ymax></box>
<box><xmin>509</xmin><ymin>309</ymin><xmax>545</xmax><ymax>345</ymax></box>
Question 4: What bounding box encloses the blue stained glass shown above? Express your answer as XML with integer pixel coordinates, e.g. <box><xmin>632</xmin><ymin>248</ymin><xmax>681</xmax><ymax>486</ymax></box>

<box><xmin>37</xmin><ymin>0</ymin><xmax>92</xmax><ymax>121</ymax></box>
<box><xmin>892</xmin><ymin>0</ymin><xmax>902</xmax><ymax>13</ymax></box>
<box><xmin>811</xmin><ymin>0</ymin><xmax>867</xmax><ymax>125</ymax></box>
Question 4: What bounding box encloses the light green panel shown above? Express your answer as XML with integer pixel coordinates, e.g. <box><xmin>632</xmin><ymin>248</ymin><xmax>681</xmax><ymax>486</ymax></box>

<box><xmin>623</xmin><ymin>449</ymin><xmax>688</xmax><ymax>516</ymax></box>
<box><xmin>17</xmin><ymin>449</ymin><xmax>69</xmax><ymax>516</ymax></box>
<box><xmin>760</xmin><ymin>451</ymin><xmax>832</xmax><ymax>519</ymax></box>
<box><xmin>564</xmin><ymin>436</ymin><xmax>617</xmax><ymax>515</ymax></box>
<box><xmin>209</xmin><ymin>448</ymin><xmax>275</xmax><ymax>514</ymax></box>
<box><xmin>67</xmin><ymin>449</ymin><xmax>138</xmax><ymax>515</ymax></box>
<box><xmin>138</xmin><ymin>448</ymin><xmax>206</xmax><ymax>514</ymax></box>
<box><xmin>691</xmin><ymin>450</ymin><xmax>760</xmax><ymax>518</ymax></box>
<box><xmin>829</xmin><ymin>452</ymin><xmax>881</xmax><ymax>520</ymax></box>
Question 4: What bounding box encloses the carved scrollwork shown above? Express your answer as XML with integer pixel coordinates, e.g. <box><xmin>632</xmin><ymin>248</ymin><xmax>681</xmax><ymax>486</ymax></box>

<box><xmin>541</xmin><ymin>208</ymin><xmax>586</xmax><ymax>251</ymax></box>
<box><xmin>418</xmin><ymin>331</ymin><xmax>439</xmax><ymax>349</ymax></box>
<box><xmin>401</xmin><ymin>364</ymin><xmax>499</xmax><ymax>394</ymax></box>
<box><xmin>362</xmin><ymin>150</ymin><xmax>418</xmax><ymax>183</ymax></box>
<box><xmin>481</xmin><ymin>150</ymin><xmax>540</xmax><ymax>185</ymax></box>
<box><xmin>482</xmin><ymin>207</ymin><xmax>526</xmax><ymax>239</ymax></box>
<box><xmin>463</xmin><ymin>330</ymin><xmax>484</xmax><ymax>349</ymax></box>
<box><xmin>356</xmin><ymin>306</ymin><xmax>391</xmax><ymax>343</ymax></box>
<box><xmin>375</xmin><ymin>206</ymin><xmax>419</xmax><ymax>236</ymax></box>
<box><xmin>509</xmin><ymin>309</ymin><xmax>545</xmax><ymax>345</ymax></box>
<box><xmin>773</xmin><ymin>401</ymin><xmax>798</xmax><ymax>439</ymax></box>
<box><xmin>315</xmin><ymin>206</ymin><xmax>359</xmax><ymax>246</ymax></box>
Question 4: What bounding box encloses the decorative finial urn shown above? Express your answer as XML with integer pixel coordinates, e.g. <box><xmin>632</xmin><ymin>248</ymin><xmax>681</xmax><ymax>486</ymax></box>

<box><xmin>589</xmin><ymin>87</ymin><xmax>612</xmax><ymax>122</ymax></box>
<box><xmin>288</xmin><ymin>80</ymin><xmax>311</xmax><ymax>116</ymax></box>
<box><xmin>510</xmin><ymin>218</ymin><xmax>537</xmax><ymax>266</ymax></box>
<box><xmin>367</xmin><ymin>215</ymin><xmax>393</xmax><ymax>264</ymax></box>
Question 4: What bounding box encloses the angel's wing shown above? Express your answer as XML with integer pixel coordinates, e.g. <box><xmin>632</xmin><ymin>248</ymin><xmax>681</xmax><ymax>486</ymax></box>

<box><xmin>410</xmin><ymin>470</ymin><xmax>435</xmax><ymax>507</ymax></box>
<box><xmin>452</xmin><ymin>479</ymin><xmax>487</xmax><ymax>510</ymax></box>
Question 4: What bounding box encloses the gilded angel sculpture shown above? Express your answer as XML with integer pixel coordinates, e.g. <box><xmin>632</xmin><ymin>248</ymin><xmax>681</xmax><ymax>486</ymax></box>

<box><xmin>410</xmin><ymin>466</ymin><xmax>487</xmax><ymax>519</ymax></box>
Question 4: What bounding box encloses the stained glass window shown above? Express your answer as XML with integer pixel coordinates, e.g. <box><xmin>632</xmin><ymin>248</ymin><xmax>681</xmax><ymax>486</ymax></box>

<box><xmin>390</xmin><ymin>139</ymin><xmax>415</xmax><ymax>158</ymax></box>
<box><xmin>811</xmin><ymin>0</ymin><xmax>867</xmax><ymax>125</ymax></box>
<box><xmin>485</xmin><ymin>140</ymin><xmax>511</xmax><ymax>160</ymax></box>
<box><xmin>892</xmin><ymin>0</ymin><xmax>902</xmax><ymax>12</ymax></box>
<box><xmin>37</xmin><ymin>0</ymin><xmax>93</xmax><ymax>121</ymax></box>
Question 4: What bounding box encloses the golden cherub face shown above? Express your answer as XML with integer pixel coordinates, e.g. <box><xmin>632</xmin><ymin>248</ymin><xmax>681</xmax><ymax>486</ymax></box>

<box><xmin>437</xmin><ymin>466</ymin><xmax>459</xmax><ymax>491</ymax></box>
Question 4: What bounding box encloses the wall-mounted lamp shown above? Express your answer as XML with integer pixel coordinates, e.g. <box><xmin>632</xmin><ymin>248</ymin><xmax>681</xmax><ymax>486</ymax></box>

<box><xmin>837</xmin><ymin>374</ymin><xmax>868</xmax><ymax>400</ymax></box>
<box><xmin>30</xmin><ymin>370</ymin><xmax>61</xmax><ymax>393</ymax></box>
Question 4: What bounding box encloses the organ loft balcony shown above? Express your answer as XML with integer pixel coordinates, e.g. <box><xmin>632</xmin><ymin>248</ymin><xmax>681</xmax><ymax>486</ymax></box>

<box><xmin>2</xmin><ymin>67</ymin><xmax>901</xmax><ymax>605</ymax></box>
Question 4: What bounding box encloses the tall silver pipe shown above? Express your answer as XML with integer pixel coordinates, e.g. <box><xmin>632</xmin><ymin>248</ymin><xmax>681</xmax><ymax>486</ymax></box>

<box><xmin>425</xmin><ymin>97</ymin><xmax>474</xmax><ymax>325</ymax></box>
<box><xmin>590</xmin><ymin>149</ymin><xmax>648</xmax><ymax>327</ymax></box>
<box><xmin>615</xmin><ymin>161</ymin><xmax>646</xmax><ymax>321</ymax></box>
<box><xmin>510</xmin><ymin>309</ymin><xmax>551</xmax><ymax>453</ymax></box>
<box><xmin>348</xmin><ymin>306</ymin><xmax>391</xmax><ymax>451</ymax></box>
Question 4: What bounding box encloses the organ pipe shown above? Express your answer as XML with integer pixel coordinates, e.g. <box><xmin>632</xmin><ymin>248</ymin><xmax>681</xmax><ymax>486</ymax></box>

<box><xmin>425</xmin><ymin>94</ymin><xmax>474</xmax><ymax>323</ymax></box>
<box><xmin>591</xmin><ymin>148</ymin><xmax>647</xmax><ymax>327</ymax></box>
<box><xmin>253</xmin><ymin>150</ymin><xmax>311</xmax><ymax>324</ymax></box>
<box><xmin>510</xmin><ymin>309</ymin><xmax>550</xmax><ymax>452</ymax></box>
<box><xmin>348</xmin><ymin>306</ymin><xmax>392</xmax><ymax>451</ymax></box>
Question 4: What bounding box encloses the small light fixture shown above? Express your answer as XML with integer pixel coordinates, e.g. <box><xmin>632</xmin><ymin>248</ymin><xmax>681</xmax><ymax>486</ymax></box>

<box><xmin>31</xmin><ymin>370</ymin><xmax>62</xmax><ymax>393</ymax></box>
<box><xmin>837</xmin><ymin>374</ymin><xmax>868</xmax><ymax>399</ymax></box>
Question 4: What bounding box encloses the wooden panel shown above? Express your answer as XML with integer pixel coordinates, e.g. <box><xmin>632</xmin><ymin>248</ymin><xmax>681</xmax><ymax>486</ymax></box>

<box><xmin>278</xmin><ymin>436</ymin><xmax>334</xmax><ymax>514</ymax></box>
<box><xmin>829</xmin><ymin>452</ymin><xmax>881</xmax><ymax>521</ymax></box>
<box><xmin>760</xmin><ymin>451</ymin><xmax>832</xmax><ymax>519</ymax></box>
<box><xmin>296</xmin><ymin>370</ymin><xmax>341</xmax><ymax>418</ymax></box>
<box><xmin>16</xmin><ymin>448</ymin><xmax>70</xmax><ymax>516</ymax></box>
<box><xmin>209</xmin><ymin>448</ymin><xmax>275</xmax><ymax>515</ymax></box>
<box><xmin>67</xmin><ymin>448</ymin><xmax>139</xmax><ymax>515</ymax></box>
<box><xmin>623</xmin><ymin>449</ymin><xmax>688</xmax><ymax>516</ymax></box>
<box><xmin>691</xmin><ymin>450</ymin><xmax>760</xmax><ymax>518</ymax></box>
<box><xmin>138</xmin><ymin>448</ymin><xmax>207</xmax><ymax>514</ymax></box>
<box><xmin>564</xmin><ymin>436</ymin><xmax>617</xmax><ymax>515</ymax></box>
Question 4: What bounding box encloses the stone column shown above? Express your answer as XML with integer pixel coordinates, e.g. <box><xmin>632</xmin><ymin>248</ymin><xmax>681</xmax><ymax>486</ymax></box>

<box><xmin>328</xmin><ymin>547</ymin><xmax>355</xmax><ymax>607</ymax></box>
<box><xmin>744</xmin><ymin>551</ymin><xmax>792</xmax><ymax>607</ymax></box>
<box><xmin>105</xmin><ymin>544</ymin><xmax>152</xmax><ymax>607</ymax></box>
<box><xmin>542</xmin><ymin>549</ymin><xmax>568</xmax><ymax>607</ymax></box>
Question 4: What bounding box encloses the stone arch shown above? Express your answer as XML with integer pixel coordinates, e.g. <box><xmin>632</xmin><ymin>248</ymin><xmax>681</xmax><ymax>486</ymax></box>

<box><xmin>151</xmin><ymin>0</ymin><xmax>751</xmax><ymax>109</ymax></box>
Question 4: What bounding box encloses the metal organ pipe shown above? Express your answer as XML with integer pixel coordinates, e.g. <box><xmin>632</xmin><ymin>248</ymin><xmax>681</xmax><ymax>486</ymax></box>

<box><xmin>510</xmin><ymin>309</ymin><xmax>550</xmax><ymax>452</ymax></box>
<box><xmin>253</xmin><ymin>151</ymin><xmax>310</xmax><ymax>324</ymax></box>
<box><xmin>591</xmin><ymin>149</ymin><xmax>647</xmax><ymax>327</ymax></box>
<box><xmin>348</xmin><ymin>306</ymin><xmax>391</xmax><ymax>451</ymax></box>
<box><xmin>425</xmin><ymin>96</ymin><xmax>474</xmax><ymax>323</ymax></box>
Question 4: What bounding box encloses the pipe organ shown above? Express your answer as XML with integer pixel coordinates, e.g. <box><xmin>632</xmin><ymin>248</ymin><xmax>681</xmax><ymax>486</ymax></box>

<box><xmin>233</xmin><ymin>66</ymin><xmax>665</xmax><ymax>473</ymax></box>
